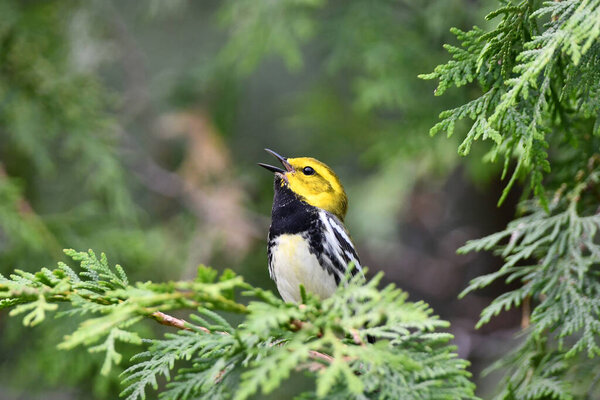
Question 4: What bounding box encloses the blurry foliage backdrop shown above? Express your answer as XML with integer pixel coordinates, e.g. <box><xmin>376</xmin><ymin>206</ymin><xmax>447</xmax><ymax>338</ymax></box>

<box><xmin>0</xmin><ymin>0</ymin><xmax>516</xmax><ymax>398</ymax></box>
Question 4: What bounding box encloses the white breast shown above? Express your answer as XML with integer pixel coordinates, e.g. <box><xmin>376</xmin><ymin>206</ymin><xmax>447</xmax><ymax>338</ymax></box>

<box><xmin>270</xmin><ymin>234</ymin><xmax>338</xmax><ymax>303</ymax></box>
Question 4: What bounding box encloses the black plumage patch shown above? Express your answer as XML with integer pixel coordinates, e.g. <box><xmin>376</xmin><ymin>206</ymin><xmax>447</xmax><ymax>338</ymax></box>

<box><xmin>268</xmin><ymin>178</ymin><xmax>317</xmax><ymax>237</ymax></box>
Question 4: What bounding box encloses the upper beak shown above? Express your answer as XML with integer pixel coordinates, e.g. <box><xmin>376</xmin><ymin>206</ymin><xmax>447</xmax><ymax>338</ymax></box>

<box><xmin>258</xmin><ymin>148</ymin><xmax>294</xmax><ymax>174</ymax></box>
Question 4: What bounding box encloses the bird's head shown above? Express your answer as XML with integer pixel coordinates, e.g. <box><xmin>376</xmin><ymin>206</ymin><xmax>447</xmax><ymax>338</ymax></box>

<box><xmin>259</xmin><ymin>149</ymin><xmax>348</xmax><ymax>220</ymax></box>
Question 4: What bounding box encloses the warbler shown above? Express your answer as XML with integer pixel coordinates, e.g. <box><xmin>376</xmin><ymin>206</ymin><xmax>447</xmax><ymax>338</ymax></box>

<box><xmin>259</xmin><ymin>149</ymin><xmax>362</xmax><ymax>303</ymax></box>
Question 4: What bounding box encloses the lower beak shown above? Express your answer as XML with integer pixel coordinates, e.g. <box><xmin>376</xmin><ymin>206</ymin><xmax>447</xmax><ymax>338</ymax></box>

<box><xmin>257</xmin><ymin>163</ymin><xmax>285</xmax><ymax>173</ymax></box>
<box><xmin>258</xmin><ymin>148</ymin><xmax>294</xmax><ymax>173</ymax></box>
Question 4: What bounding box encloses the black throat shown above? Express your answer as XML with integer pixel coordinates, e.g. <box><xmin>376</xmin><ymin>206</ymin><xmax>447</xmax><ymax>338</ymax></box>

<box><xmin>269</xmin><ymin>177</ymin><xmax>317</xmax><ymax>236</ymax></box>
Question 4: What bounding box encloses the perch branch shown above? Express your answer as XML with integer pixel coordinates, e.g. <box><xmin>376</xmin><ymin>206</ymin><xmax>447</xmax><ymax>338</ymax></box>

<box><xmin>149</xmin><ymin>310</ymin><xmax>338</xmax><ymax>371</ymax></box>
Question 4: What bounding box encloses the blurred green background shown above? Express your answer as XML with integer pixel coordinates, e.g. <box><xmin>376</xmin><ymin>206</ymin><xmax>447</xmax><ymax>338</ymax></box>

<box><xmin>0</xmin><ymin>1</ymin><xmax>521</xmax><ymax>398</ymax></box>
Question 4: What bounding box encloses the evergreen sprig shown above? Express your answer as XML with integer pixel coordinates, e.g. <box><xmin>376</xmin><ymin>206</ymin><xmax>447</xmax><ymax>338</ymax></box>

<box><xmin>461</xmin><ymin>169</ymin><xmax>600</xmax><ymax>356</ymax></box>
<box><xmin>0</xmin><ymin>249</ymin><xmax>247</xmax><ymax>376</ymax></box>
<box><xmin>425</xmin><ymin>1</ymin><xmax>600</xmax><ymax>399</ymax></box>
<box><xmin>457</xmin><ymin>168</ymin><xmax>600</xmax><ymax>399</ymax></box>
<box><xmin>0</xmin><ymin>250</ymin><xmax>477</xmax><ymax>399</ymax></box>
<box><xmin>421</xmin><ymin>0</ymin><xmax>600</xmax><ymax>207</ymax></box>
<box><xmin>121</xmin><ymin>272</ymin><xmax>476</xmax><ymax>400</ymax></box>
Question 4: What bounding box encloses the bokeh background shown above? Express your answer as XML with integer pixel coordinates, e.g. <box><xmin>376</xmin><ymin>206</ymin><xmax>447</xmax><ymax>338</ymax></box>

<box><xmin>0</xmin><ymin>1</ymin><xmax>522</xmax><ymax>398</ymax></box>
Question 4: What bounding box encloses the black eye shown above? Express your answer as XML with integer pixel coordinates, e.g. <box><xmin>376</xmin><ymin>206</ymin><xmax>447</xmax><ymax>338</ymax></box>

<box><xmin>302</xmin><ymin>166</ymin><xmax>315</xmax><ymax>175</ymax></box>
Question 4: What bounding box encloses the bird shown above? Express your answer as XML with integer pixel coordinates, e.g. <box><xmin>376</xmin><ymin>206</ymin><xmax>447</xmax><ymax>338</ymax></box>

<box><xmin>258</xmin><ymin>148</ymin><xmax>362</xmax><ymax>303</ymax></box>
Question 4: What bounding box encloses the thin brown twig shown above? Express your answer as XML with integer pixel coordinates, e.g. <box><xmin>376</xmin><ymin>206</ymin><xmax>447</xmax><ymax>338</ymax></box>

<box><xmin>350</xmin><ymin>328</ymin><xmax>366</xmax><ymax>347</ymax></box>
<box><xmin>152</xmin><ymin>311</ymin><xmax>205</xmax><ymax>332</ymax></box>
<box><xmin>308</xmin><ymin>350</ymin><xmax>334</xmax><ymax>364</ymax></box>
<box><xmin>149</xmin><ymin>310</ymin><xmax>337</xmax><ymax>370</ymax></box>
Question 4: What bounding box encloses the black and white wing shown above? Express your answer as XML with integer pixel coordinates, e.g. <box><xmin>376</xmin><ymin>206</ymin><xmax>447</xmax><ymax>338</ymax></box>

<box><xmin>311</xmin><ymin>210</ymin><xmax>362</xmax><ymax>285</ymax></box>
<box><xmin>267</xmin><ymin>232</ymin><xmax>276</xmax><ymax>282</ymax></box>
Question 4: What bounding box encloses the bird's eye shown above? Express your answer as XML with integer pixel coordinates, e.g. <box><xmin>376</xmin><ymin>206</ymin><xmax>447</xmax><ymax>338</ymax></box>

<box><xmin>302</xmin><ymin>166</ymin><xmax>315</xmax><ymax>175</ymax></box>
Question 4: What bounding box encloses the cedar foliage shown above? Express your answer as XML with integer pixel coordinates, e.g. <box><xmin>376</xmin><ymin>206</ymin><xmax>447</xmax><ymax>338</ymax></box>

<box><xmin>422</xmin><ymin>0</ymin><xmax>600</xmax><ymax>398</ymax></box>
<box><xmin>0</xmin><ymin>250</ymin><xmax>476</xmax><ymax>399</ymax></box>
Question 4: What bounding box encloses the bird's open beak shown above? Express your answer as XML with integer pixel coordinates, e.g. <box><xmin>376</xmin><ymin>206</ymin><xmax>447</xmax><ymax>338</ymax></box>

<box><xmin>258</xmin><ymin>148</ymin><xmax>294</xmax><ymax>174</ymax></box>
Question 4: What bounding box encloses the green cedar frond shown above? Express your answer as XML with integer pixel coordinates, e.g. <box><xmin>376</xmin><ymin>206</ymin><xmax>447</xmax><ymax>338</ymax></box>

<box><xmin>461</xmin><ymin>171</ymin><xmax>600</xmax><ymax>357</ymax></box>
<box><xmin>422</xmin><ymin>0</ymin><xmax>600</xmax><ymax>205</ymax></box>
<box><xmin>0</xmin><ymin>249</ymin><xmax>249</xmax><ymax>375</ymax></box>
<box><xmin>427</xmin><ymin>1</ymin><xmax>600</xmax><ymax>397</ymax></box>
<box><xmin>130</xmin><ymin>272</ymin><xmax>476</xmax><ymax>400</ymax></box>
<box><xmin>457</xmin><ymin>170</ymin><xmax>600</xmax><ymax>398</ymax></box>
<box><xmin>1</xmin><ymin>250</ymin><xmax>477</xmax><ymax>400</ymax></box>
<box><xmin>418</xmin><ymin>27</ymin><xmax>487</xmax><ymax>96</ymax></box>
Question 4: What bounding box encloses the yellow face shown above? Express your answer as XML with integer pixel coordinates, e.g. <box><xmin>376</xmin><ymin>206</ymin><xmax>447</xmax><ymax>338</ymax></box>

<box><xmin>281</xmin><ymin>157</ymin><xmax>348</xmax><ymax>220</ymax></box>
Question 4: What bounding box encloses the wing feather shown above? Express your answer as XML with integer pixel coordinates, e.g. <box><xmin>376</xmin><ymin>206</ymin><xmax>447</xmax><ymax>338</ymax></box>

<box><xmin>316</xmin><ymin>210</ymin><xmax>362</xmax><ymax>280</ymax></box>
